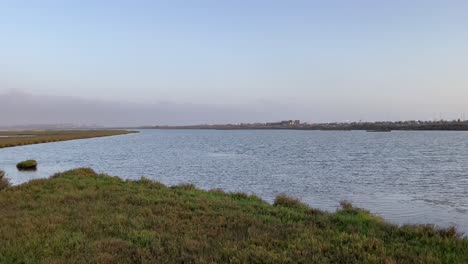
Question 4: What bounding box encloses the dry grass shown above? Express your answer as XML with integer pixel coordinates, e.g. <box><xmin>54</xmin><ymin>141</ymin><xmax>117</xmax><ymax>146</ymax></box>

<box><xmin>0</xmin><ymin>168</ymin><xmax>466</xmax><ymax>263</ymax></box>
<box><xmin>0</xmin><ymin>130</ymin><xmax>136</xmax><ymax>149</ymax></box>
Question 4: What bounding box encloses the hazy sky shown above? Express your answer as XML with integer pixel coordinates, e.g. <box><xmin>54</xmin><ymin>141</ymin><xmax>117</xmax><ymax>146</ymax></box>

<box><xmin>1</xmin><ymin>1</ymin><xmax>468</xmax><ymax>124</ymax></box>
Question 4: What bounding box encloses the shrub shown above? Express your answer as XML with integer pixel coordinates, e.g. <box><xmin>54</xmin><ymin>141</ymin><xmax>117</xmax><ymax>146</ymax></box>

<box><xmin>273</xmin><ymin>194</ymin><xmax>306</xmax><ymax>208</ymax></box>
<box><xmin>208</xmin><ymin>188</ymin><xmax>225</xmax><ymax>195</ymax></box>
<box><xmin>0</xmin><ymin>170</ymin><xmax>10</xmax><ymax>190</ymax></box>
<box><xmin>137</xmin><ymin>177</ymin><xmax>166</xmax><ymax>189</ymax></box>
<box><xmin>339</xmin><ymin>200</ymin><xmax>354</xmax><ymax>210</ymax></box>
<box><xmin>16</xmin><ymin>160</ymin><xmax>38</xmax><ymax>170</ymax></box>
<box><xmin>438</xmin><ymin>226</ymin><xmax>461</xmax><ymax>238</ymax></box>
<box><xmin>231</xmin><ymin>192</ymin><xmax>249</xmax><ymax>200</ymax></box>
<box><xmin>172</xmin><ymin>183</ymin><xmax>196</xmax><ymax>190</ymax></box>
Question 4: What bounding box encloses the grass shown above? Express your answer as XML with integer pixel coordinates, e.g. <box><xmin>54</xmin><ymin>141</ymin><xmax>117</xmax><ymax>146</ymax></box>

<box><xmin>16</xmin><ymin>160</ymin><xmax>38</xmax><ymax>170</ymax></box>
<box><xmin>0</xmin><ymin>168</ymin><xmax>466</xmax><ymax>263</ymax></box>
<box><xmin>0</xmin><ymin>130</ymin><xmax>136</xmax><ymax>149</ymax></box>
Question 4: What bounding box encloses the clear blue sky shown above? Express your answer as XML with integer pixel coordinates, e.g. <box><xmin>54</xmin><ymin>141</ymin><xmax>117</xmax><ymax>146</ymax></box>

<box><xmin>1</xmin><ymin>1</ymin><xmax>467</xmax><ymax>122</ymax></box>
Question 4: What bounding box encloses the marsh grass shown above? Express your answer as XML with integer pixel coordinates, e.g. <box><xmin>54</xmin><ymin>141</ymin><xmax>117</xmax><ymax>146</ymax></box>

<box><xmin>0</xmin><ymin>168</ymin><xmax>466</xmax><ymax>263</ymax></box>
<box><xmin>0</xmin><ymin>130</ymin><xmax>135</xmax><ymax>149</ymax></box>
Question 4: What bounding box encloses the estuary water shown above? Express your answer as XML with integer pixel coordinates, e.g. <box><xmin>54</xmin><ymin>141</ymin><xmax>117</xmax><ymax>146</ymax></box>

<box><xmin>1</xmin><ymin>129</ymin><xmax>467</xmax><ymax>233</ymax></box>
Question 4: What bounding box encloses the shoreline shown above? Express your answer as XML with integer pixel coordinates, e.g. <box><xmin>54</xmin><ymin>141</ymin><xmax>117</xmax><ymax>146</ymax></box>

<box><xmin>0</xmin><ymin>130</ymin><xmax>137</xmax><ymax>149</ymax></box>
<box><xmin>140</xmin><ymin>127</ymin><xmax>468</xmax><ymax>132</ymax></box>
<box><xmin>138</xmin><ymin>120</ymin><xmax>468</xmax><ymax>131</ymax></box>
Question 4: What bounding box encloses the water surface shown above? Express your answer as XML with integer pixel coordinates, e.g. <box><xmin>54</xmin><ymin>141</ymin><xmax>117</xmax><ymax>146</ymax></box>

<box><xmin>1</xmin><ymin>129</ymin><xmax>467</xmax><ymax>233</ymax></box>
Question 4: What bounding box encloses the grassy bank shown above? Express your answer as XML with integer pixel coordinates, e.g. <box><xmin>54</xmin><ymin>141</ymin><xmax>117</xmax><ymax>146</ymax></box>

<box><xmin>0</xmin><ymin>169</ymin><xmax>466</xmax><ymax>263</ymax></box>
<box><xmin>0</xmin><ymin>130</ymin><xmax>135</xmax><ymax>149</ymax></box>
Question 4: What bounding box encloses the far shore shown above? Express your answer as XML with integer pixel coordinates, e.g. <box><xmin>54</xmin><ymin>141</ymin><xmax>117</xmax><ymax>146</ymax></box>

<box><xmin>139</xmin><ymin>119</ymin><xmax>468</xmax><ymax>131</ymax></box>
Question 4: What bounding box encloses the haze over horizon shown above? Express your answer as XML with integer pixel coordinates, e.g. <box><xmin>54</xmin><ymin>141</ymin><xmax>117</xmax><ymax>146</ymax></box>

<box><xmin>1</xmin><ymin>1</ymin><xmax>468</xmax><ymax>126</ymax></box>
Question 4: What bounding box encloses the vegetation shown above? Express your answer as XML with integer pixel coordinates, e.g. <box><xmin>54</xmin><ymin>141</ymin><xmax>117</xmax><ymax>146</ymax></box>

<box><xmin>16</xmin><ymin>160</ymin><xmax>38</xmax><ymax>170</ymax></box>
<box><xmin>0</xmin><ymin>170</ymin><xmax>9</xmax><ymax>190</ymax></box>
<box><xmin>148</xmin><ymin>120</ymin><xmax>468</xmax><ymax>131</ymax></box>
<box><xmin>0</xmin><ymin>169</ymin><xmax>466</xmax><ymax>263</ymax></box>
<box><xmin>273</xmin><ymin>193</ymin><xmax>307</xmax><ymax>209</ymax></box>
<box><xmin>0</xmin><ymin>130</ymin><xmax>136</xmax><ymax>149</ymax></box>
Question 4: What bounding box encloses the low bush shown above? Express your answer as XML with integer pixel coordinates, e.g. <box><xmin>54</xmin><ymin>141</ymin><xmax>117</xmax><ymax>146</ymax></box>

<box><xmin>339</xmin><ymin>199</ymin><xmax>354</xmax><ymax>210</ymax></box>
<box><xmin>273</xmin><ymin>193</ymin><xmax>307</xmax><ymax>208</ymax></box>
<box><xmin>171</xmin><ymin>183</ymin><xmax>196</xmax><ymax>190</ymax></box>
<box><xmin>16</xmin><ymin>160</ymin><xmax>38</xmax><ymax>170</ymax></box>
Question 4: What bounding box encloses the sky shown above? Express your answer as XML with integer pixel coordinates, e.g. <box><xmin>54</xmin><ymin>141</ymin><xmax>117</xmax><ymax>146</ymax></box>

<box><xmin>1</xmin><ymin>1</ymin><xmax>468</xmax><ymax>125</ymax></box>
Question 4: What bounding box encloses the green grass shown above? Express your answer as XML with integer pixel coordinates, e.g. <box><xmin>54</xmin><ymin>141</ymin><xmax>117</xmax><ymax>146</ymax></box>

<box><xmin>16</xmin><ymin>160</ymin><xmax>38</xmax><ymax>170</ymax></box>
<box><xmin>0</xmin><ymin>130</ymin><xmax>136</xmax><ymax>149</ymax></box>
<box><xmin>0</xmin><ymin>168</ymin><xmax>466</xmax><ymax>263</ymax></box>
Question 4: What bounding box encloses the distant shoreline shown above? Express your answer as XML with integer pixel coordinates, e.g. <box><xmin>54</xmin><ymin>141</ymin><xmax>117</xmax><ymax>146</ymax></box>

<box><xmin>139</xmin><ymin>120</ymin><xmax>468</xmax><ymax>131</ymax></box>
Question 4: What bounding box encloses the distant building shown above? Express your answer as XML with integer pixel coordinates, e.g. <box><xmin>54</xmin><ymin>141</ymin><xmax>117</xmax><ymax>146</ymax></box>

<box><xmin>267</xmin><ymin>120</ymin><xmax>300</xmax><ymax>126</ymax></box>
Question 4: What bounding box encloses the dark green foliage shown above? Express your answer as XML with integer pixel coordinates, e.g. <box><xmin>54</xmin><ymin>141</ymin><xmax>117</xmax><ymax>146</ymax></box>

<box><xmin>16</xmin><ymin>160</ymin><xmax>38</xmax><ymax>170</ymax></box>
<box><xmin>0</xmin><ymin>168</ymin><xmax>466</xmax><ymax>263</ymax></box>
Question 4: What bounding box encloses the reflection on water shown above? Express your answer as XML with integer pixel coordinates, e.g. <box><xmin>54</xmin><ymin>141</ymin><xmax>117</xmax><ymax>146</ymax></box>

<box><xmin>1</xmin><ymin>129</ymin><xmax>467</xmax><ymax>233</ymax></box>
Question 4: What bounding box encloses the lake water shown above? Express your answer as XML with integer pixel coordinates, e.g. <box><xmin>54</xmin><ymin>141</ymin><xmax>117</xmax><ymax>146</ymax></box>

<box><xmin>1</xmin><ymin>129</ymin><xmax>467</xmax><ymax>233</ymax></box>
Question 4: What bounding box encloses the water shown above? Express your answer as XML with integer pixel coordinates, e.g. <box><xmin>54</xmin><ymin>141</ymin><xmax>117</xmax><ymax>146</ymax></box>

<box><xmin>1</xmin><ymin>129</ymin><xmax>468</xmax><ymax>233</ymax></box>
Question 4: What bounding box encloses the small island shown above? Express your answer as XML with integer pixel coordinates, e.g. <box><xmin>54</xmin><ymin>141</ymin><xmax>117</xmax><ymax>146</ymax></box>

<box><xmin>16</xmin><ymin>160</ymin><xmax>38</xmax><ymax>170</ymax></box>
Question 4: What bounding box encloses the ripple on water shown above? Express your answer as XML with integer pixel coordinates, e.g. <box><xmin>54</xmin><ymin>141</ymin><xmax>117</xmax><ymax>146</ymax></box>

<box><xmin>0</xmin><ymin>130</ymin><xmax>467</xmax><ymax>233</ymax></box>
